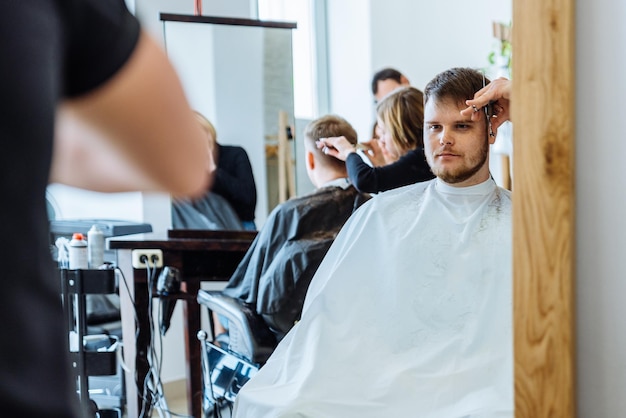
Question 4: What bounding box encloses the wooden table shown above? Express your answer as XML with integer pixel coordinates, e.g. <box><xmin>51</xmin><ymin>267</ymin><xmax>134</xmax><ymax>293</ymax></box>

<box><xmin>109</xmin><ymin>229</ymin><xmax>256</xmax><ymax>418</ymax></box>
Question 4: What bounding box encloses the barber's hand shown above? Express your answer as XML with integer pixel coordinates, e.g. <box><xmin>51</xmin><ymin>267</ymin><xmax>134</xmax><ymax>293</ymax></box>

<box><xmin>360</xmin><ymin>138</ymin><xmax>387</xmax><ymax>167</ymax></box>
<box><xmin>316</xmin><ymin>136</ymin><xmax>356</xmax><ymax>161</ymax></box>
<box><xmin>461</xmin><ymin>77</ymin><xmax>511</xmax><ymax>131</ymax></box>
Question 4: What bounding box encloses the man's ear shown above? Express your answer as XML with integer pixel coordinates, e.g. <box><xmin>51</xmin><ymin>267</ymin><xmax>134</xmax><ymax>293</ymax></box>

<box><xmin>306</xmin><ymin>151</ymin><xmax>315</xmax><ymax>170</ymax></box>
<box><xmin>400</xmin><ymin>75</ymin><xmax>410</xmax><ymax>86</ymax></box>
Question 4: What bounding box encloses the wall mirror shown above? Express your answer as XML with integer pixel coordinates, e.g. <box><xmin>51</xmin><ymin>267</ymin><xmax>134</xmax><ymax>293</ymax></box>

<box><xmin>162</xmin><ymin>14</ymin><xmax>297</xmax><ymax>228</ymax></box>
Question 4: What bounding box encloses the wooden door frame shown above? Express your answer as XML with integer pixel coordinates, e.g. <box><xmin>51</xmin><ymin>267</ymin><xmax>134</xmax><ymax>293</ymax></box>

<box><xmin>512</xmin><ymin>0</ymin><xmax>576</xmax><ymax>416</ymax></box>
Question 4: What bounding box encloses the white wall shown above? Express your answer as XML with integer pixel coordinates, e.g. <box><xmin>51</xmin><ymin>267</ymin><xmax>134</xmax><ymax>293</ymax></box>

<box><xmin>576</xmin><ymin>0</ymin><xmax>626</xmax><ymax>415</ymax></box>
<box><xmin>325</xmin><ymin>0</ymin><xmax>372</xmax><ymax>142</ymax></box>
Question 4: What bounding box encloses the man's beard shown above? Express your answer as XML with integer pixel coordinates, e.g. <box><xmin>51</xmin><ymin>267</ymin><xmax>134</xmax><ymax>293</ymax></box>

<box><xmin>430</xmin><ymin>139</ymin><xmax>489</xmax><ymax>184</ymax></box>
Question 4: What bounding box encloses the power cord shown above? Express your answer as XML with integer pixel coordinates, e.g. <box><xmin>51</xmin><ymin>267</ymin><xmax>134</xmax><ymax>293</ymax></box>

<box><xmin>144</xmin><ymin>260</ymin><xmax>163</xmax><ymax>417</ymax></box>
<box><xmin>145</xmin><ymin>258</ymin><xmax>194</xmax><ymax>418</ymax></box>
<box><xmin>116</xmin><ymin>260</ymin><xmax>194</xmax><ymax>418</ymax></box>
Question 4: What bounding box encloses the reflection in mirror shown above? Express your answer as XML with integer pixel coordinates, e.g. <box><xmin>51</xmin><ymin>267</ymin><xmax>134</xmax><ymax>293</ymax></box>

<box><xmin>171</xmin><ymin>111</ymin><xmax>257</xmax><ymax>231</ymax></box>
<box><xmin>162</xmin><ymin>14</ymin><xmax>297</xmax><ymax>229</ymax></box>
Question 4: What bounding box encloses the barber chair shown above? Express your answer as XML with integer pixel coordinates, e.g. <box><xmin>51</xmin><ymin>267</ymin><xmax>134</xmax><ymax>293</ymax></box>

<box><xmin>196</xmin><ymin>290</ymin><xmax>279</xmax><ymax>417</ymax></box>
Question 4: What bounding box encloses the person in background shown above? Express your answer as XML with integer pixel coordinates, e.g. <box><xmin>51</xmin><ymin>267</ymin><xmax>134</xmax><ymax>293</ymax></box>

<box><xmin>317</xmin><ymin>86</ymin><xmax>434</xmax><ymax>194</ymax></box>
<box><xmin>6</xmin><ymin>1</ymin><xmax>210</xmax><ymax>416</ymax></box>
<box><xmin>232</xmin><ymin>66</ymin><xmax>513</xmax><ymax>418</ymax></box>
<box><xmin>172</xmin><ymin>112</ymin><xmax>255</xmax><ymax>230</ymax></box>
<box><xmin>357</xmin><ymin>67</ymin><xmax>413</xmax><ymax>166</ymax></box>
<box><xmin>195</xmin><ymin>112</ymin><xmax>258</xmax><ymax>230</ymax></box>
<box><xmin>212</xmin><ymin>114</ymin><xmax>370</xmax><ymax>340</ymax></box>
<box><xmin>371</xmin><ymin>67</ymin><xmax>411</xmax><ymax>103</ymax></box>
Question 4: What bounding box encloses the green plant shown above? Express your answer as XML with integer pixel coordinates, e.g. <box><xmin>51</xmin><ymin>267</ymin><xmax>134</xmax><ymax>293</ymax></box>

<box><xmin>488</xmin><ymin>40</ymin><xmax>512</xmax><ymax>65</ymax></box>
<box><xmin>488</xmin><ymin>21</ymin><xmax>512</xmax><ymax>71</ymax></box>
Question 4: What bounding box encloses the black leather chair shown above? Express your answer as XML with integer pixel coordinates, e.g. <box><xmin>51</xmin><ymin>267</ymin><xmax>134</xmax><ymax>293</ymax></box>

<box><xmin>196</xmin><ymin>290</ymin><xmax>278</xmax><ymax>417</ymax></box>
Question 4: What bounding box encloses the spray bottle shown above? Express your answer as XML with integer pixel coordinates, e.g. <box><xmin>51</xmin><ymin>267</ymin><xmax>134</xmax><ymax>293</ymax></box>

<box><xmin>88</xmin><ymin>225</ymin><xmax>105</xmax><ymax>268</ymax></box>
<box><xmin>68</xmin><ymin>233</ymin><xmax>88</xmax><ymax>270</ymax></box>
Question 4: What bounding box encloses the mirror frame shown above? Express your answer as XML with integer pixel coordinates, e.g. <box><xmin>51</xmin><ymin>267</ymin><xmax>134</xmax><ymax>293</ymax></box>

<box><xmin>160</xmin><ymin>13</ymin><xmax>298</xmax><ymax>227</ymax></box>
<box><xmin>512</xmin><ymin>0</ymin><xmax>576</xmax><ymax>416</ymax></box>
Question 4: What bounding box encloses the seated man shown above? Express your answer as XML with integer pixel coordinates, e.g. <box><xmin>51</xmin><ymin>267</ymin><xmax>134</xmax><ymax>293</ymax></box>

<box><xmin>215</xmin><ymin>114</ymin><xmax>370</xmax><ymax>340</ymax></box>
<box><xmin>232</xmin><ymin>67</ymin><xmax>514</xmax><ymax>417</ymax></box>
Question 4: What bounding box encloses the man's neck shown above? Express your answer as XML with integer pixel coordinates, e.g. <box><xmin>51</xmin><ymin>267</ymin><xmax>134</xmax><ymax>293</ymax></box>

<box><xmin>314</xmin><ymin>172</ymin><xmax>349</xmax><ymax>189</ymax></box>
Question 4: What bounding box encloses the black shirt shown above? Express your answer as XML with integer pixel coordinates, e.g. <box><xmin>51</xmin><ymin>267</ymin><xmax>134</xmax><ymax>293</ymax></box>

<box><xmin>212</xmin><ymin>144</ymin><xmax>257</xmax><ymax>223</ymax></box>
<box><xmin>346</xmin><ymin>147</ymin><xmax>434</xmax><ymax>194</ymax></box>
<box><xmin>0</xmin><ymin>1</ymin><xmax>139</xmax><ymax>416</ymax></box>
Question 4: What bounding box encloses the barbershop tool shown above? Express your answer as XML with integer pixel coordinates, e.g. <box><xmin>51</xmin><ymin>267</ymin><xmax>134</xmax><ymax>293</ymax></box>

<box><xmin>156</xmin><ymin>266</ymin><xmax>181</xmax><ymax>335</ymax></box>
<box><xmin>481</xmin><ymin>72</ymin><xmax>496</xmax><ymax>138</ymax></box>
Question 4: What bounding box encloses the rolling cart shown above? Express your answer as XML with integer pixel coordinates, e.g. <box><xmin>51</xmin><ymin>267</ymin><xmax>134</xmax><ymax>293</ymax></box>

<box><xmin>60</xmin><ymin>268</ymin><xmax>123</xmax><ymax>418</ymax></box>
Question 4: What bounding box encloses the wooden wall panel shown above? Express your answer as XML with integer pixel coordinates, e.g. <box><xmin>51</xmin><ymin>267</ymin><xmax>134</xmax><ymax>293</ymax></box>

<box><xmin>512</xmin><ymin>0</ymin><xmax>576</xmax><ymax>416</ymax></box>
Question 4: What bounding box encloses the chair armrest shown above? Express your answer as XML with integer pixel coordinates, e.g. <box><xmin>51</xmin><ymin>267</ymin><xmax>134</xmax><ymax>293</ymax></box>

<box><xmin>197</xmin><ymin>290</ymin><xmax>276</xmax><ymax>364</ymax></box>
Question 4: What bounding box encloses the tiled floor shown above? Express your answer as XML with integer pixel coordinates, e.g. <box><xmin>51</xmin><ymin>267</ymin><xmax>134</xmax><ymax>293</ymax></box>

<box><xmin>151</xmin><ymin>380</ymin><xmax>189</xmax><ymax>417</ymax></box>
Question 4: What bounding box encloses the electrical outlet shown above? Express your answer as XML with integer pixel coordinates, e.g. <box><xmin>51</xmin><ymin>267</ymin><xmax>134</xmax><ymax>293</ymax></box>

<box><xmin>131</xmin><ymin>249</ymin><xmax>163</xmax><ymax>269</ymax></box>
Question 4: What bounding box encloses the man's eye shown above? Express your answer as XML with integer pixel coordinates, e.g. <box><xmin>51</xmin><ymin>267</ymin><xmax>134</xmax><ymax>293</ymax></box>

<box><xmin>457</xmin><ymin>123</ymin><xmax>470</xmax><ymax>129</ymax></box>
<box><xmin>428</xmin><ymin>125</ymin><xmax>441</xmax><ymax>131</ymax></box>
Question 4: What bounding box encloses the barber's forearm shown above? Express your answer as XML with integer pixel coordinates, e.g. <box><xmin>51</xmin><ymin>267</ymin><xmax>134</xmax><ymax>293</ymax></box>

<box><xmin>58</xmin><ymin>32</ymin><xmax>211</xmax><ymax>197</ymax></box>
<box><xmin>51</xmin><ymin>105</ymin><xmax>161</xmax><ymax>192</ymax></box>
<box><xmin>346</xmin><ymin>154</ymin><xmax>379</xmax><ymax>193</ymax></box>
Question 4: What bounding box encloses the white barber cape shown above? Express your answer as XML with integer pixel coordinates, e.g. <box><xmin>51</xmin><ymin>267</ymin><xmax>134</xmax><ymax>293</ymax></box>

<box><xmin>234</xmin><ymin>178</ymin><xmax>513</xmax><ymax>418</ymax></box>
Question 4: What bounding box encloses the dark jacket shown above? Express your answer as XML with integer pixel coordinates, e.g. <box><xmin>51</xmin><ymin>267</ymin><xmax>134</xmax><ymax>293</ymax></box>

<box><xmin>346</xmin><ymin>147</ymin><xmax>434</xmax><ymax>194</ymax></box>
<box><xmin>222</xmin><ymin>185</ymin><xmax>370</xmax><ymax>337</ymax></box>
<box><xmin>212</xmin><ymin>144</ymin><xmax>257</xmax><ymax>223</ymax></box>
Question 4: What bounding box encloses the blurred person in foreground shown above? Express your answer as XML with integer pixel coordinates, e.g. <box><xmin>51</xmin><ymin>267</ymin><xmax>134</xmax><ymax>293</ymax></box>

<box><xmin>3</xmin><ymin>1</ymin><xmax>210</xmax><ymax>416</ymax></box>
